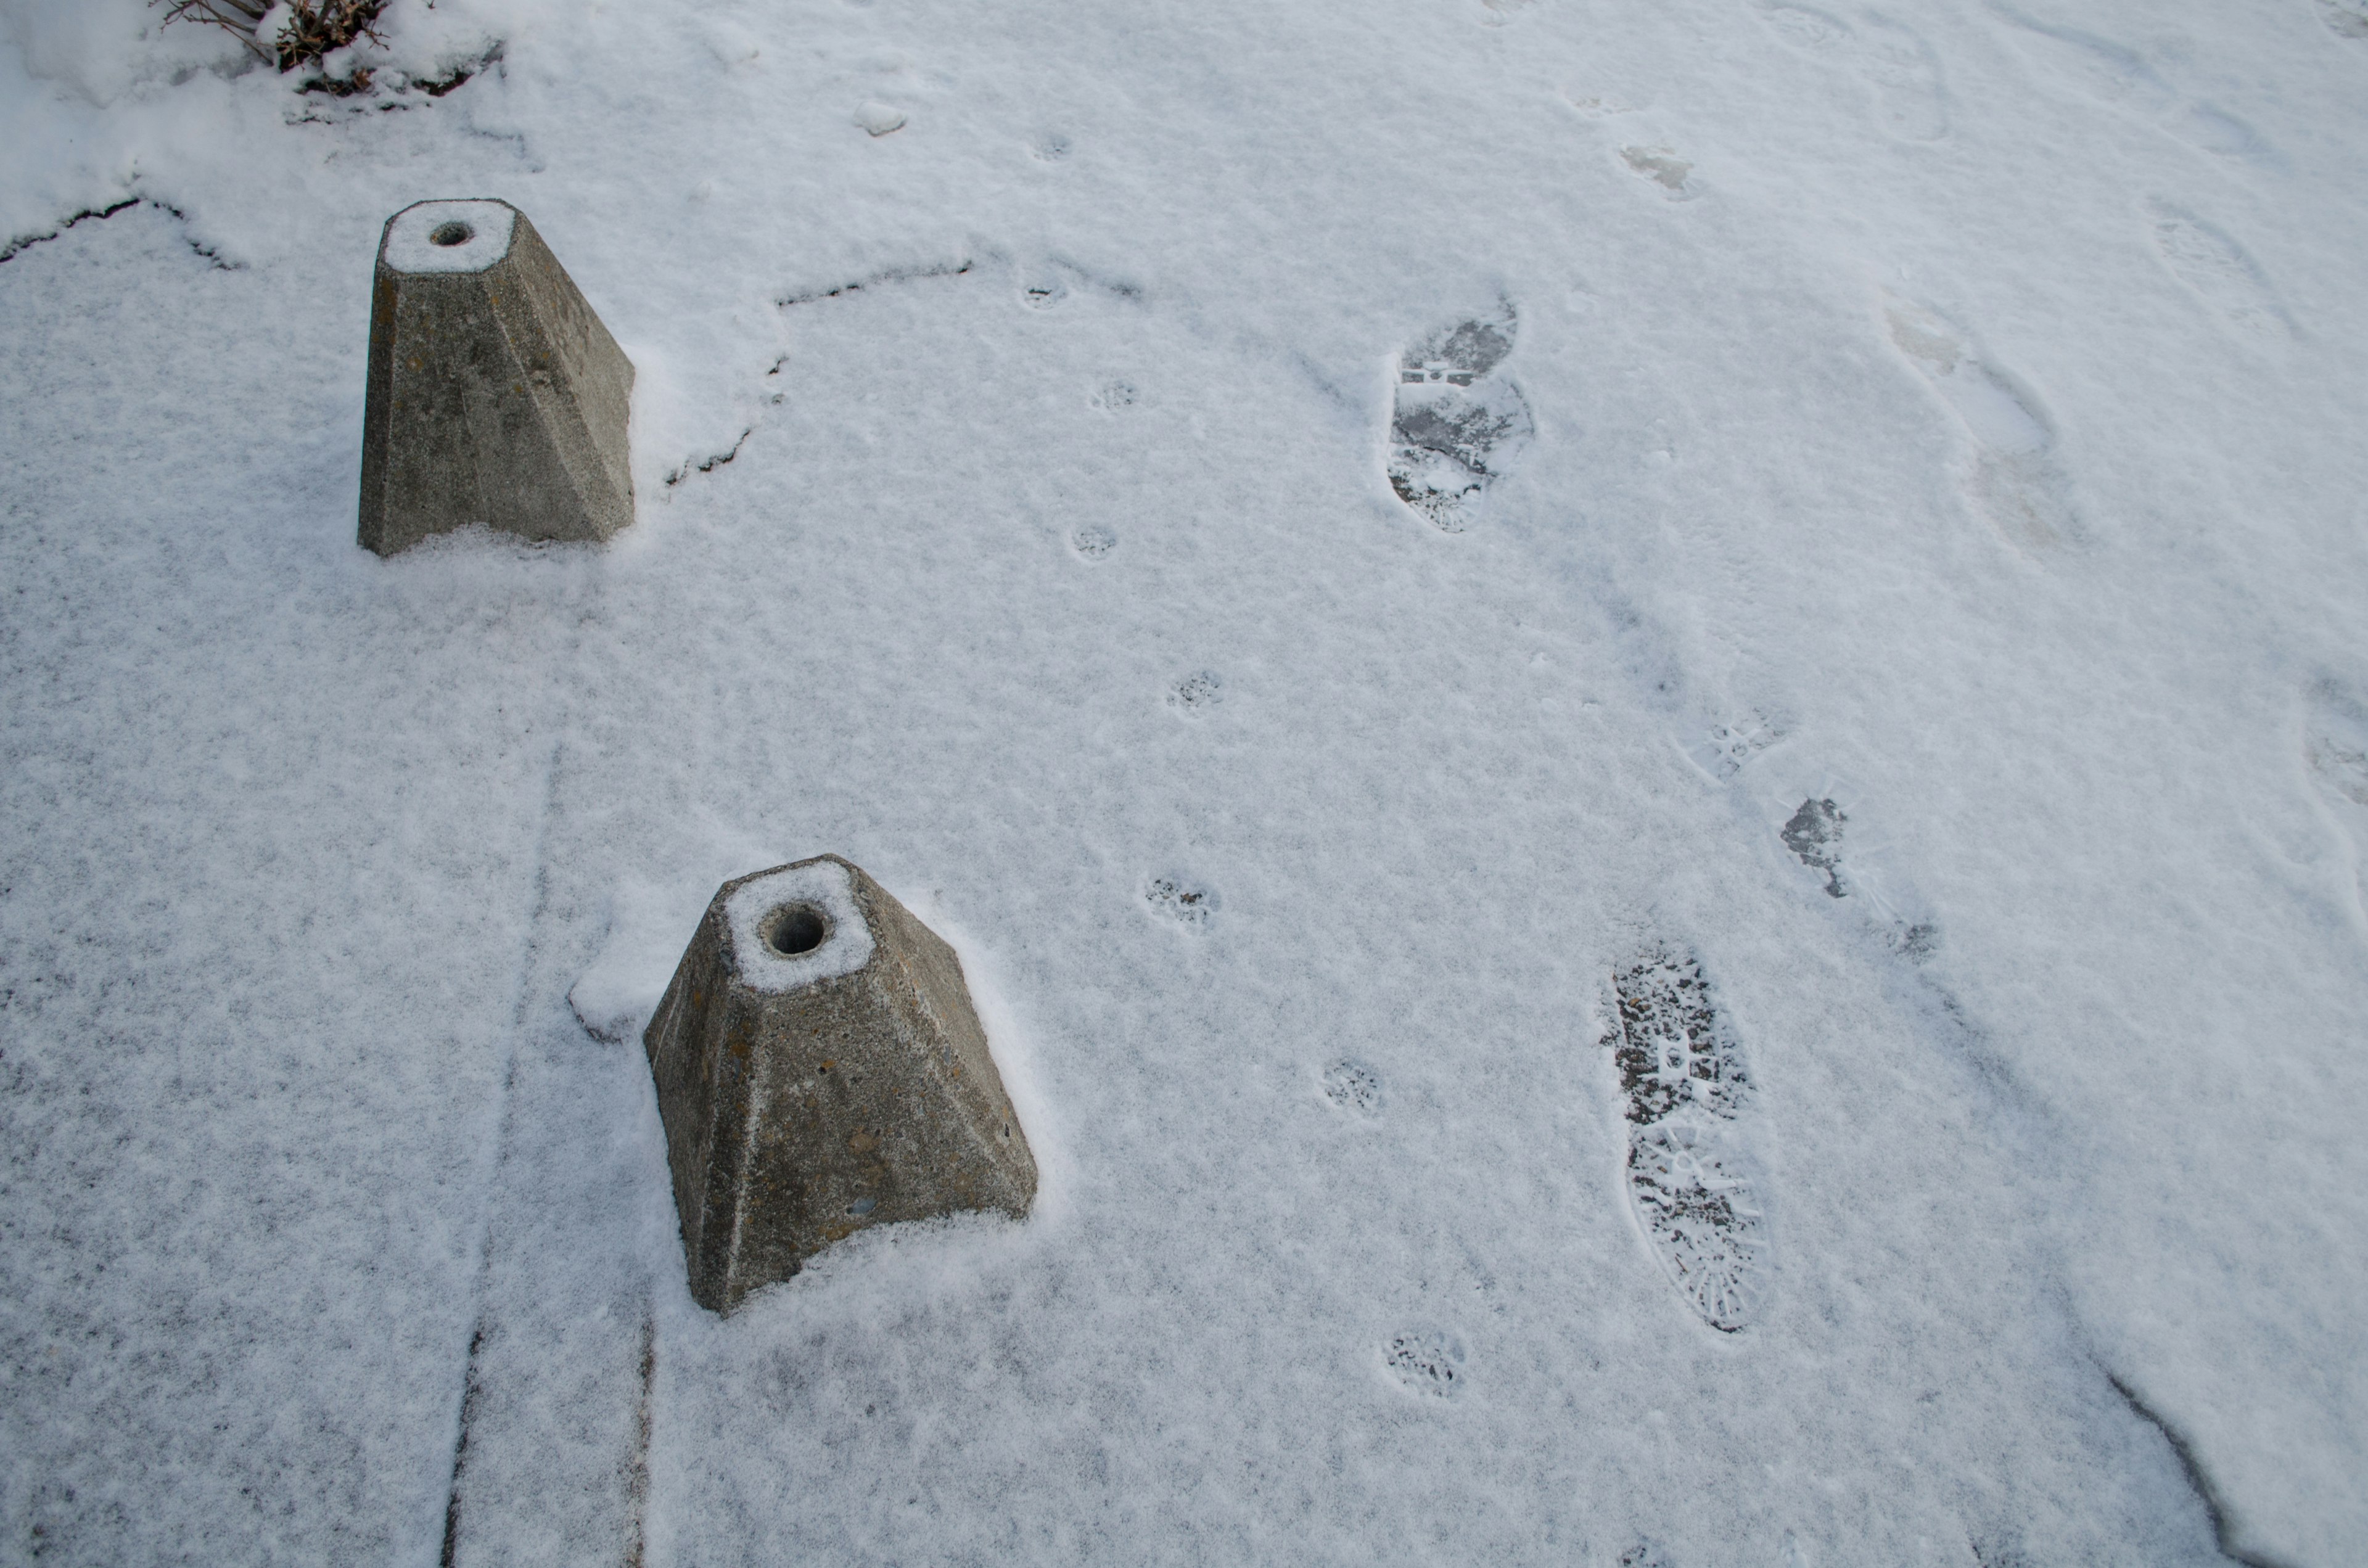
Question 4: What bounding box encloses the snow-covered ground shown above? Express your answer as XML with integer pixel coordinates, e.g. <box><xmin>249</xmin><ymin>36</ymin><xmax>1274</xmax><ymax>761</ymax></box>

<box><xmin>3</xmin><ymin>0</ymin><xmax>2365</xmax><ymax>1561</ymax></box>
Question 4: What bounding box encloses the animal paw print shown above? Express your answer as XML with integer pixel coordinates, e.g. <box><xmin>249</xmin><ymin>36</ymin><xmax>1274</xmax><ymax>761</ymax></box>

<box><xmin>1071</xmin><ymin>523</ymin><xmax>1117</xmax><ymax>559</ymax></box>
<box><xmin>1168</xmin><ymin>671</ymin><xmax>1223</xmax><ymax>715</ymax></box>
<box><xmin>1688</xmin><ymin>713</ymin><xmax>1784</xmax><ymax>781</ymax></box>
<box><xmin>1322</xmin><ymin>1059</ymin><xmax>1383</xmax><ymax>1115</ymax></box>
<box><xmin>1381</xmin><ymin>1328</ymin><xmax>1466</xmax><ymax>1397</ymax></box>
<box><xmin>1386</xmin><ymin>298</ymin><xmax>1535</xmax><ymax>533</ymax></box>
<box><xmin>1146</xmin><ymin>875</ymin><xmax>1219</xmax><ymax>926</ymax></box>
<box><xmin>1608</xmin><ymin>946</ymin><xmax>1767</xmax><ymax>1332</ymax></box>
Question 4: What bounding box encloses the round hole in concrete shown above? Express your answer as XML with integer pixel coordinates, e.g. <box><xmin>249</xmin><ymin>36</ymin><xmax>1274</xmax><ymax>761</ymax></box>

<box><xmin>429</xmin><ymin>221</ymin><xmax>475</xmax><ymax>248</ymax></box>
<box><xmin>763</xmin><ymin>903</ymin><xmax>829</xmax><ymax>956</ymax></box>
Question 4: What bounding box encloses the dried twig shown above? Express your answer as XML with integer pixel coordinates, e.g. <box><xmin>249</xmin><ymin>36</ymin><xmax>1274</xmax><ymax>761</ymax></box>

<box><xmin>153</xmin><ymin>0</ymin><xmax>388</xmax><ymax>73</ymax></box>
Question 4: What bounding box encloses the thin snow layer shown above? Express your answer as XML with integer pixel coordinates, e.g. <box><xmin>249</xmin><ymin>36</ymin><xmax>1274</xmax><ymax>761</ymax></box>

<box><xmin>721</xmin><ymin>858</ymin><xmax>874</xmax><ymax>990</ymax></box>
<box><xmin>379</xmin><ymin>200</ymin><xmax>519</xmax><ymax>276</ymax></box>
<box><xmin>2</xmin><ymin>0</ymin><xmax>2366</xmax><ymax>1564</ymax></box>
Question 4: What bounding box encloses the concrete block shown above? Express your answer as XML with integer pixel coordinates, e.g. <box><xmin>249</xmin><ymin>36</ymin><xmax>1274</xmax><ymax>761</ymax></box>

<box><xmin>359</xmin><ymin>199</ymin><xmax>635</xmax><ymax>556</ymax></box>
<box><xmin>644</xmin><ymin>856</ymin><xmax>1037</xmax><ymax>1313</ymax></box>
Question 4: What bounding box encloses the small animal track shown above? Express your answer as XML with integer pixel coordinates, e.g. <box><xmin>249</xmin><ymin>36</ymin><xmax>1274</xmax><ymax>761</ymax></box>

<box><xmin>1689</xmin><ymin>713</ymin><xmax>1783</xmax><ymax>780</ymax></box>
<box><xmin>1386</xmin><ymin>298</ymin><xmax>1535</xmax><ymax>532</ymax></box>
<box><xmin>1168</xmin><ymin>671</ymin><xmax>1223</xmax><ymax>715</ymax></box>
<box><xmin>1608</xmin><ymin>946</ymin><xmax>1766</xmax><ymax>1332</ymax></box>
<box><xmin>1749</xmin><ymin>4</ymin><xmax>1948</xmax><ymax>140</ymax></box>
<box><xmin>1091</xmin><ymin>379</ymin><xmax>1138</xmax><ymax>409</ymax></box>
<box><xmin>1987</xmin><ymin>6</ymin><xmax>2269</xmax><ymax>160</ymax></box>
<box><xmin>1884</xmin><ymin>297</ymin><xmax>2075</xmax><ymax>549</ymax></box>
<box><xmin>1146</xmin><ymin>876</ymin><xmax>1219</xmax><ymax>926</ymax></box>
<box><xmin>1381</xmin><ymin>1328</ymin><xmax>1466</xmax><ymax>1397</ymax></box>
<box><xmin>1619</xmin><ymin>1542</ymin><xmax>1676</xmax><ymax>1568</ymax></box>
<box><xmin>1619</xmin><ymin>145</ymin><xmax>1701</xmax><ymax>200</ymax></box>
<box><xmin>1322</xmin><ymin>1059</ymin><xmax>1383</xmax><ymax>1115</ymax></box>
<box><xmin>1071</xmin><ymin>523</ymin><xmax>1117</xmax><ymax>559</ymax></box>
<box><xmin>2147</xmin><ymin>202</ymin><xmax>2292</xmax><ymax>341</ymax></box>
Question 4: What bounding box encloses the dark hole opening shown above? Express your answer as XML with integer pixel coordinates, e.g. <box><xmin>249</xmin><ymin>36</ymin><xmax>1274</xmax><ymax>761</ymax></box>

<box><xmin>429</xmin><ymin>221</ymin><xmax>474</xmax><ymax>248</ymax></box>
<box><xmin>765</xmin><ymin>903</ymin><xmax>828</xmax><ymax>956</ymax></box>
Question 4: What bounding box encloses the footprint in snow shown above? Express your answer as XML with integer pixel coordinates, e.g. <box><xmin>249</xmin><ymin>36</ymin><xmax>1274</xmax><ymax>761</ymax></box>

<box><xmin>1619</xmin><ymin>144</ymin><xmax>1702</xmax><ymax>200</ymax></box>
<box><xmin>1607</xmin><ymin>945</ymin><xmax>1767</xmax><ymax>1332</ymax></box>
<box><xmin>2303</xmin><ymin>684</ymin><xmax>2368</xmax><ymax>917</ymax></box>
<box><xmin>2146</xmin><ymin>201</ymin><xmax>2293</xmax><ymax>342</ymax></box>
<box><xmin>1322</xmin><ymin>1058</ymin><xmax>1384</xmax><ymax>1115</ymax></box>
<box><xmin>1985</xmin><ymin>4</ymin><xmax>2271</xmax><ymax>161</ymax></box>
<box><xmin>1748</xmin><ymin>2</ymin><xmax>1949</xmax><ymax>141</ymax></box>
<box><xmin>1883</xmin><ymin>296</ymin><xmax>2076</xmax><ymax>549</ymax></box>
<box><xmin>1381</xmin><ymin>1328</ymin><xmax>1466</xmax><ymax>1397</ymax></box>
<box><xmin>2321</xmin><ymin>0</ymin><xmax>2368</xmax><ymax>39</ymax></box>
<box><xmin>1386</xmin><ymin>298</ymin><xmax>1534</xmax><ymax>533</ymax></box>
<box><xmin>1071</xmin><ymin>523</ymin><xmax>1117</xmax><ymax>559</ymax></box>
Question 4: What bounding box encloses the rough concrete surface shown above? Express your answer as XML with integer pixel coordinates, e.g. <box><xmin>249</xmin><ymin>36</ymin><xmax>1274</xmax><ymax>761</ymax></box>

<box><xmin>644</xmin><ymin>856</ymin><xmax>1037</xmax><ymax>1313</ymax></box>
<box><xmin>358</xmin><ymin>199</ymin><xmax>635</xmax><ymax>556</ymax></box>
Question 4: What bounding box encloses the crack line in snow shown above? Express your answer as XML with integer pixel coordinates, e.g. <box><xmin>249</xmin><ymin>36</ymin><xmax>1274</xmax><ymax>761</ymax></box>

<box><xmin>0</xmin><ymin>197</ymin><xmax>240</xmax><ymax>270</ymax></box>
<box><xmin>776</xmin><ymin>258</ymin><xmax>973</xmax><ymax>307</ymax></box>
<box><xmin>664</xmin><ymin>427</ymin><xmax>752</xmax><ymax>488</ymax></box>
<box><xmin>2105</xmin><ymin>1373</ymin><xmax>2299</xmax><ymax>1568</ymax></box>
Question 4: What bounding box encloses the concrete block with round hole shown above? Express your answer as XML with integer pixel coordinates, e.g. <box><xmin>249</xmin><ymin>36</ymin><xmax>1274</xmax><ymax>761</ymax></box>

<box><xmin>359</xmin><ymin>199</ymin><xmax>636</xmax><ymax>556</ymax></box>
<box><xmin>643</xmin><ymin>855</ymin><xmax>1037</xmax><ymax>1313</ymax></box>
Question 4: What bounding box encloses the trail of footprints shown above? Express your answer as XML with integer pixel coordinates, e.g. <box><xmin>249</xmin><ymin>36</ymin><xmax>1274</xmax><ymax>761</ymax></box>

<box><xmin>1748</xmin><ymin>1</ymin><xmax>1949</xmax><ymax>141</ymax></box>
<box><xmin>1986</xmin><ymin>2</ymin><xmax>2270</xmax><ymax>161</ymax></box>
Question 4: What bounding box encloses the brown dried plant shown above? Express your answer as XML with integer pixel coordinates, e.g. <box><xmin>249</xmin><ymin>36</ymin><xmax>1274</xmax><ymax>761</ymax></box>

<box><xmin>154</xmin><ymin>0</ymin><xmax>387</xmax><ymax>73</ymax></box>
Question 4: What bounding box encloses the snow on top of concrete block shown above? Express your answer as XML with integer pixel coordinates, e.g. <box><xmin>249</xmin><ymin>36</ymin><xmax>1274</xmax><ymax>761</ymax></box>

<box><xmin>722</xmin><ymin>857</ymin><xmax>876</xmax><ymax>991</ymax></box>
<box><xmin>379</xmin><ymin>199</ymin><xmax>519</xmax><ymax>276</ymax></box>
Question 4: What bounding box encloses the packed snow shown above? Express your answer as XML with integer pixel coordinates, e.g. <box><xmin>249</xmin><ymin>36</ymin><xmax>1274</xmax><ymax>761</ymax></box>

<box><xmin>2</xmin><ymin>0</ymin><xmax>2366</xmax><ymax>1562</ymax></box>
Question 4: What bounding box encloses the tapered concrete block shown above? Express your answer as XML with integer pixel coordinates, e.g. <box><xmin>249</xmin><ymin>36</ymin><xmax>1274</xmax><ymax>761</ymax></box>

<box><xmin>359</xmin><ymin>199</ymin><xmax>635</xmax><ymax>556</ymax></box>
<box><xmin>644</xmin><ymin>856</ymin><xmax>1037</xmax><ymax>1313</ymax></box>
